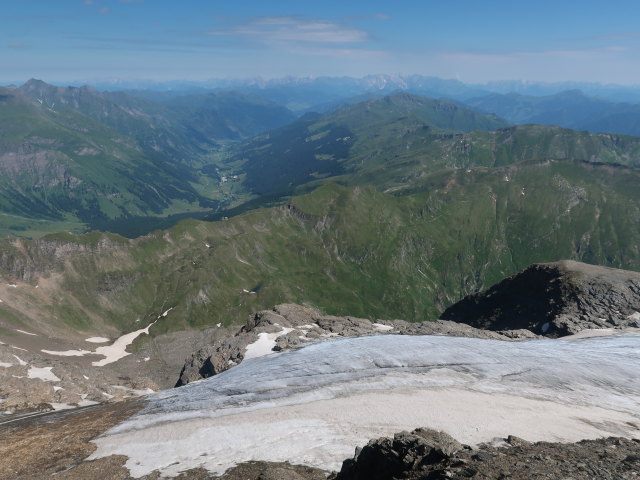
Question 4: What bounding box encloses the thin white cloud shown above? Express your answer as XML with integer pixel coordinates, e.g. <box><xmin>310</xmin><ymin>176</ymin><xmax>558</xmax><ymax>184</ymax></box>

<box><xmin>208</xmin><ymin>16</ymin><xmax>370</xmax><ymax>45</ymax></box>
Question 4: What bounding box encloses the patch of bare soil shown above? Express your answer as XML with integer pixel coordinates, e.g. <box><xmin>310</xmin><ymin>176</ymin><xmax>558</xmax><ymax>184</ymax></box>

<box><xmin>0</xmin><ymin>400</ymin><xmax>143</xmax><ymax>480</ymax></box>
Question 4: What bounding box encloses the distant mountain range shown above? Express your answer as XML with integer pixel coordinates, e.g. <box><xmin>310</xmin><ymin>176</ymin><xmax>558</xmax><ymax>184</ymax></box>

<box><xmin>463</xmin><ymin>89</ymin><xmax>640</xmax><ymax>136</ymax></box>
<box><xmin>39</xmin><ymin>74</ymin><xmax>640</xmax><ymax>110</ymax></box>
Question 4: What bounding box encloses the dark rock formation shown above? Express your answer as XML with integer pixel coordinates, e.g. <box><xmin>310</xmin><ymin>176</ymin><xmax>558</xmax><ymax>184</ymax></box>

<box><xmin>441</xmin><ymin>260</ymin><xmax>640</xmax><ymax>337</ymax></box>
<box><xmin>333</xmin><ymin>427</ymin><xmax>640</xmax><ymax>480</ymax></box>
<box><xmin>336</xmin><ymin>428</ymin><xmax>464</xmax><ymax>480</ymax></box>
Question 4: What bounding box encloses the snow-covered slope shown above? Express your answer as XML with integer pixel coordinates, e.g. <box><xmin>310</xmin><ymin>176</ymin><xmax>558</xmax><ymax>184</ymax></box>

<box><xmin>90</xmin><ymin>332</ymin><xmax>640</xmax><ymax>477</ymax></box>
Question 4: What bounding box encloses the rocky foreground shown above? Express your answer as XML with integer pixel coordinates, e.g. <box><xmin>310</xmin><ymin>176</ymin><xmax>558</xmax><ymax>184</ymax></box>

<box><xmin>1</xmin><ymin>407</ymin><xmax>638</xmax><ymax>480</ymax></box>
<box><xmin>2</xmin><ymin>260</ymin><xmax>640</xmax><ymax>478</ymax></box>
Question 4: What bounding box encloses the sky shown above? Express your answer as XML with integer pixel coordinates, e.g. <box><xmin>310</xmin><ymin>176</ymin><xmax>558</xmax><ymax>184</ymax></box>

<box><xmin>3</xmin><ymin>0</ymin><xmax>640</xmax><ymax>85</ymax></box>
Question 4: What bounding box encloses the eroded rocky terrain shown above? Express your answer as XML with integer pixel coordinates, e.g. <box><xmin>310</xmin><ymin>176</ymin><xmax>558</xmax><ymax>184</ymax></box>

<box><xmin>441</xmin><ymin>260</ymin><xmax>640</xmax><ymax>336</ymax></box>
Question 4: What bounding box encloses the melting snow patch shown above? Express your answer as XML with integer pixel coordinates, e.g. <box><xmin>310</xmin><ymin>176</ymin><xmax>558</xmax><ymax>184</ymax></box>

<box><xmin>53</xmin><ymin>386</ymin><xmax>63</xmax><ymax>392</ymax></box>
<box><xmin>372</xmin><ymin>323</ymin><xmax>393</xmax><ymax>331</ymax></box>
<box><xmin>42</xmin><ymin>349</ymin><xmax>93</xmax><ymax>357</ymax></box>
<box><xmin>49</xmin><ymin>403</ymin><xmax>75</xmax><ymax>411</ymax></box>
<box><xmin>27</xmin><ymin>366</ymin><xmax>60</xmax><ymax>382</ymax></box>
<box><xmin>244</xmin><ymin>328</ymin><xmax>294</xmax><ymax>360</ymax></box>
<box><xmin>160</xmin><ymin>308</ymin><xmax>173</xmax><ymax>318</ymax></box>
<box><xmin>15</xmin><ymin>329</ymin><xmax>37</xmax><ymax>336</ymax></box>
<box><xmin>12</xmin><ymin>355</ymin><xmax>27</xmax><ymax>366</ymax></box>
<box><xmin>7</xmin><ymin>284</ymin><xmax>17</xmax><ymax>288</ymax></box>
<box><xmin>0</xmin><ymin>361</ymin><xmax>12</xmax><ymax>368</ymax></box>
<box><xmin>111</xmin><ymin>385</ymin><xmax>155</xmax><ymax>396</ymax></box>
<box><xmin>85</xmin><ymin>337</ymin><xmax>110</xmax><ymax>344</ymax></box>
<box><xmin>83</xmin><ymin>375</ymin><xmax>89</xmax><ymax>380</ymax></box>
<box><xmin>629</xmin><ymin>312</ymin><xmax>640</xmax><ymax>321</ymax></box>
<box><xmin>92</xmin><ymin>321</ymin><xmax>157</xmax><ymax>367</ymax></box>
<box><xmin>144</xmin><ymin>357</ymin><xmax>150</xmax><ymax>362</ymax></box>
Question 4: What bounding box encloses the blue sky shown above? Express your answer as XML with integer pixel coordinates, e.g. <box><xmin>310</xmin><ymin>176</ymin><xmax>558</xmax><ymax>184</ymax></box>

<box><xmin>3</xmin><ymin>0</ymin><xmax>640</xmax><ymax>84</ymax></box>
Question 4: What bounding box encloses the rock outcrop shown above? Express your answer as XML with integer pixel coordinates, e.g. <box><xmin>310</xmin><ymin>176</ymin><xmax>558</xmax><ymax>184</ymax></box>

<box><xmin>333</xmin><ymin>427</ymin><xmax>640</xmax><ymax>480</ymax></box>
<box><xmin>440</xmin><ymin>260</ymin><xmax>640</xmax><ymax>337</ymax></box>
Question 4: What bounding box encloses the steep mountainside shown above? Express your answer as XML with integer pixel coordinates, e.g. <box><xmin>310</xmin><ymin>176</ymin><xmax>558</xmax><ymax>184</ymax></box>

<box><xmin>465</xmin><ymin>89</ymin><xmax>640</xmax><ymax>136</ymax></box>
<box><xmin>17</xmin><ymin>79</ymin><xmax>296</xmax><ymax>161</ymax></box>
<box><xmin>224</xmin><ymin>93</ymin><xmax>640</xmax><ymax>199</ymax></box>
<box><xmin>441</xmin><ymin>260</ymin><xmax>640</xmax><ymax>336</ymax></box>
<box><xmin>225</xmin><ymin>93</ymin><xmax>512</xmax><ymax>196</ymax></box>
<box><xmin>0</xmin><ymin>86</ymin><xmax>213</xmax><ymax>237</ymax></box>
<box><xmin>0</xmin><ymin>152</ymin><xmax>639</xmax><ymax>344</ymax></box>
<box><xmin>0</xmin><ymin>80</ymin><xmax>298</xmax><ymax>236</ymax></box>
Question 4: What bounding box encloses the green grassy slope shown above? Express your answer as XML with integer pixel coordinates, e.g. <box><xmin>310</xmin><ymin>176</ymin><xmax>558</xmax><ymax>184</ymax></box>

<box><xmin>0</xmin><ymin>87</ymin><xmax>214</xmax><ymax>237</ymax></box>
<box><xmin>1</xmin><ymin>157</ymin><xmax>638</xmax><ymax>338</ymax></box>
<box><xmin>225</xmin><ymin>93</ymin><xmax>640</xmax><ymax>202</ymax></box>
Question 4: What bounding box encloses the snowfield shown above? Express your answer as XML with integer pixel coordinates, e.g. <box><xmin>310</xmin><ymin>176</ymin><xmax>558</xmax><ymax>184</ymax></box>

<box><xmin>90</xmin><ymin>332</ymin><xmax>640</xmax><ymax>478</ymax></box>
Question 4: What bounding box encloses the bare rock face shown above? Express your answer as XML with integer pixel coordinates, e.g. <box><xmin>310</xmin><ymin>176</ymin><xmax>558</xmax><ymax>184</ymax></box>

<box><xmin>440</xmin><ymin>260</ymin><xmax>640</xmax><ymax>337</ymax></box>
<box><xmin>335</xmin><ymin>428</ymin><xmax>464</xmax><ymax>480</ymax></box>
<box><xmin>333</xmin><ymin>428</ymin><xmax>640</xmax><ymax>480</ymax></box>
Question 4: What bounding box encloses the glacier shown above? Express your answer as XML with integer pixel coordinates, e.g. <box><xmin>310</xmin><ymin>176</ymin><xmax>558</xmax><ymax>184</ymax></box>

<box><xmin>90</xmin><ymin>332</ymin><xmax>640</xmax><ymax>477</ymax></box>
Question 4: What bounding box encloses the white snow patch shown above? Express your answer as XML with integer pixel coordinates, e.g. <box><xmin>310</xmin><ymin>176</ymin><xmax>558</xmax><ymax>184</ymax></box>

<box><xmin>235</xmin><ymin>255</ymin><xmax>252</xmax><ymax>266</ymax></box>
<box><xmin>144</xmin><ymin>357</ymin><xmax>150</xmax><ymax>362</ymax></box>
<box><xmin>85</xmin><ymin>337</ymin><xmax>110</xmax><ymax>343</ymax></box>
<box><xmin>628</xmin><ymin>312</ymin><xmax>640</xmax><ymax>321</ymax></box>
<box><xmin>83</xmin><ymin>375</ymin><xmax>90</xmax><ymax>380</ymax></box>
<box><xmin>0</xmin><ymin>361</ymin><xmax>12</xmax><ymax>368</ymax></box>
<box><xmin>78</xmin><ymin>399</ymin><xmax>100</xmax><ymax>407</ymax></box>
<box><xmin>216</xmin><ymin>323</ymin><xmax>221</xmax><ymax>328</ymax></box>
<box><xmin>41</xmin><ymin>348</ymin><xmax>93</xmax><ymax>357</ymax></box>
<box><xmin>53</xmin><ymin>386</ymin><xmax>63</xmax><ymax>392</ymax></box>
<box><xmin>110</xmin><ymin>385</ymin><xmax>155</xmax><ymax>396</ymax></box>
<box><xmin>11</xmin><ymin>345</ymin><xmax>27</xmax><ymax>351</ymax></box>
<box><xmin>49</xmin><ymin>403</ymin><xmax>75</xmax><ymax>411</ymax></box>
<box><xmin>102</xmin><ymin>392</ymin><xmax>114</xmax><ymax>399</ymax></box>
<box><xmin>244</xmin><ymin>328</ymin><xmax>293</xmax><ymax>360</ymax></box>
<box><xmin>372</xmin><ymin>323</ymin><xmax>393</xmax><ymax>331</ymax></box>
<box><xmin>7</xmin><ymin>284</ymin><xmax>17</xmax><ymax>288</ymax></box>
<box><xmin>15</xmin><ymin>329</ymin><xmax>37</xmax><ymax>336</ymax></box>
<box><xmin>27</xmin><ymin>366</ymin><xmax>60</xmax><ymax>382</ymax></box>
<box><xmin>92</xmin><ymin>321</ymin><xmax>157</xmax><ymax>367</ymax></box>
<box><xmin>12</xmin><ymin>355</ymin><xmax>27</xmax><ymax>366</ymax></box>
<box><xmin>160</xmin><ymin>308</ymin><xmax>173</xmax><ymax>318</ymax></box>
<box><xmin>91</xmin><ymin>333</ymin><xmax>640</xmax><ymax>478</ymax></box>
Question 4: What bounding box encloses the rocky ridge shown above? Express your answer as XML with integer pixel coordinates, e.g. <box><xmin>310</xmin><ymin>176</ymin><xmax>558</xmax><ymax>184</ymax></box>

<box><xmin>175</xmin><ymin>303</ymin><xmax>537</xmax><ymax>386</ymax></box>
<box><xmin>441</xmin><ymin>260</ymin><xmax>640</xmax><ymax>337</ymax></box>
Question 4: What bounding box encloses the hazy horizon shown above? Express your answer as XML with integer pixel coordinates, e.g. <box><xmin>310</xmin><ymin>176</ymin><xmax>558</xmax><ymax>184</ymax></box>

<box><xmin>5</xmin><ymin>1</ymin><xmax>640</xmax><ymax>85</ymax></box>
